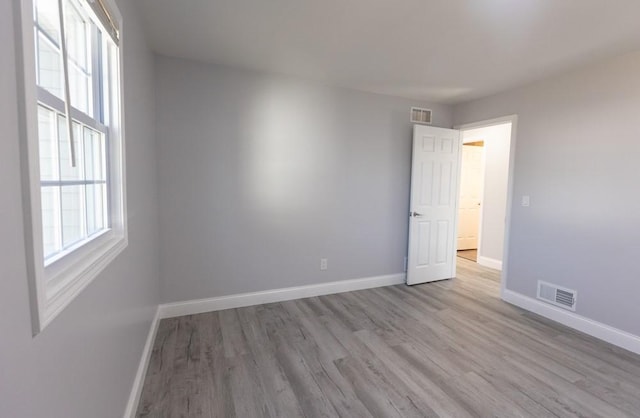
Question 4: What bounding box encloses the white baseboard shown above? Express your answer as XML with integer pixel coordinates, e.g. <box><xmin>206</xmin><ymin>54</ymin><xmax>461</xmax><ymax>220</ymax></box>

<box><xmin>503</xmin><ymin>289</ymin><xmax>640</xmax><ymax>356</ymax></box>
<box><xmin>158</xmin><ymin>273</ymin><xmax>406</xmax><ymax>319</ymax></box>
<box><xmin>123</xmin><ymin>306</ymin><xmax>161</xmax><ymax>418</ymax></box>
<box><xmin>477</xmin><ymin>255</ymin><xmax>502</xmax><ymax>271</ymax></box>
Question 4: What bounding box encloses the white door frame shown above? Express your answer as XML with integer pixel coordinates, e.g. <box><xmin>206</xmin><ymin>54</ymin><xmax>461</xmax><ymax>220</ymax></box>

<box><xmin>454</xmin><ymin>115</ymin><xmax>518</xmax><ymax>299</ymax></box>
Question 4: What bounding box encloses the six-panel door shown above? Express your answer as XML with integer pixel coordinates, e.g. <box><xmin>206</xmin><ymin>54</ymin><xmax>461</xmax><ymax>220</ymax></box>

<box><xmin>407</xmin><ymin>125</ymin><xmax>461</xmax><ymax>285</ymax></box>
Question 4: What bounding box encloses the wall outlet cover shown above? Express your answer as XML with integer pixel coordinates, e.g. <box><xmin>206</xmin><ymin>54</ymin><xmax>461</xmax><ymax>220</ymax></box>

<box><xmin>320</xmin><ymin>258</ymin><xmax>328</xmax><ymax>271</ymax></box>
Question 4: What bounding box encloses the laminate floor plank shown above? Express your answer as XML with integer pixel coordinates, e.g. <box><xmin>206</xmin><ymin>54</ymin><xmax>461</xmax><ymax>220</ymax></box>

<box><xmin>137</xmin><ymin>318</ymin><xmax>179</xmax><ymax>417</ymax></box>
<box><xmin>502</xmin><ymin>355</ymin><xmax>629</xmax><ymax>418</ymax></box>
<box><xmin>137</xmin><ymin>258</ymin><xmax>640</xmax><ymax>417</ymax></box>
<box><xmin>170</xmin><ymin>315</ymin><xmax>211</xmax><ymax>418</ymax></box>
<box><xmin>354</xmin><ymin>329</ymin><xmax>476</xmax><ymax>418</ymax></box>
<box><xmin>261</xmin><ymin>303</ymin><xmax>340</xmax><ymax>418</ymax></box>
<box><xmin>239</xmin><ymin>305</ymin><xmax>306</xmax><ymax>418</ymax></box>
<box><xmin>436</xmin><ymin>307</ymin><xmax>587</xmax><ymax>384</ymax></box>
<box><xmin>218</xmin><ymin>309</ymin><xmax>249</xmax><ymax>359</ymax></box>
<box><xmin>278</xmin><ymin>310</ymin><xmax>374</xmax><ymax>418</ymax></box>
<box><xmin>197</xmin><ymin>312</ymin><xmax>235</xmax><ymax>418</ymax></box>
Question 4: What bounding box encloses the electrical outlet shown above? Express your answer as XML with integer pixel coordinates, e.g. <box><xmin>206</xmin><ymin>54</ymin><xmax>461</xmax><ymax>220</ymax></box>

<box><xmin>320</xmin><ymin>258</ymin><xmax>328</xmax><ymax>271</ymax></box>
<box><xmin>522</xmin><ymin>195</ymin><xmax>530</xmax><ymax>207</ymax></box>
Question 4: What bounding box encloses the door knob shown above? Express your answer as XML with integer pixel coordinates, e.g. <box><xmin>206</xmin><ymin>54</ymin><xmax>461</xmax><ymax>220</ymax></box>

<box><xmin>410</xmin><ymin>211</ymin><xmax>423</xmax><ymax>217</ymax></box>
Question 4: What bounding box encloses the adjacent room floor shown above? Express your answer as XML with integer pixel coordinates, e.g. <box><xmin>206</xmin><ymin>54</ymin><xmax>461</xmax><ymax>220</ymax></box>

<box><xmin>137</xmin><ymin>258</ymin><xmax>640</xmax><ymax>417</ymax></box>
<box><xmin>457</xmin><ymin>249</ymin><xmax>478</xmax><ymax>262</ymax></box>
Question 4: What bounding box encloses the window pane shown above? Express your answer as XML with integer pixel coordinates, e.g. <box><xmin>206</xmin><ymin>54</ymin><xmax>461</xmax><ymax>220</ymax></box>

<box><xmin>34</xmin><ymin>0</ymin><xmax>60</xmax><ymax>45</ymax></box>
<box><xmin>36</xmin><ymin>33</ymin><xmax>63</xmax><ymax>100</ymax></box>
<box><xmin>41</xmin><ymin>186</ymin><xmax>61</xmax><ymax>258</ymax></box>
<box><xmin>35</xmin><ymin>0</ymin><xmax>93</xmax><ymax>112</ymax></box>
<box><xmin>38</xmin><ymin>105</ymin><xmax>59</xmax><ymax>181</ymax></box>
<box><xmin>83</xmin><ymin>127</ymin><xmax>105</xmax><ymax>181</ymax></box>
<box><xmin>65</xmin><ymin>2</ymin><xmax>88</xmax><ymax>70</ymax></box>
<box><xmin>69</xmin><ymin>65</ymin><xmax>90</xmax><ymax>114</ymax></box>
<box><xmin>84</xmin><ymin>126</ymin><xmax>94</xmax><ymax>180</ymax></box>
<box><xmin>61</xmin><ymin>185</ymin><xmax>84</xmax><ymax>247</ymax></box>
<box><xmin>31</xmin><ymin>0</ymin><xmax>118</xmax><ymax>269</ymax></box>
<box><xmin>58</xmin><ymin>117</ymin><xmax>84</xmax><ymax>181</ymax></box>
<box><xmin>65</xmin><ymin>0</ymin><xmax>92</xmax><ymax>115</ymax></box>
<box><xmin>86</xmin><ymin>184</ymin><xmax>106</xmax><ymax>235</ymax></box>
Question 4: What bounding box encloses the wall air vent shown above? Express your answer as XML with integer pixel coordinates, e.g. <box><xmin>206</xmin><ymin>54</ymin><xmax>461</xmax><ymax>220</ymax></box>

<box><xmin>410</xmin><ymin>107</ymin><xmax>432</xmax><ymax>125</ymax></box>
<box><xmin>537</xmin><ymin>281</ymin><xmax>577</xmax><ymax>311</ymax></box>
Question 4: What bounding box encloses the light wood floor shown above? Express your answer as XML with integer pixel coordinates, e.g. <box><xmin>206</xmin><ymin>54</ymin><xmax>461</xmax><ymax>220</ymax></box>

<box><xmin>137</xmin><ymin>258</ymin><xmax>640</xmax><ymax>417</ymax></box>
<box><xmin>457</xmin><ymin>250</ymin><xmax>477</xmax><ymax>262</ymax></box>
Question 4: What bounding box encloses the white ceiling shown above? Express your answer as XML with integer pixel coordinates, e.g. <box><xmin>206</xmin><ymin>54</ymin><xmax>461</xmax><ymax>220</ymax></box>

<box><xmin>135</xmin><ymin>0</ymin><xmax>640</xmax><ymax>104</ymax></box>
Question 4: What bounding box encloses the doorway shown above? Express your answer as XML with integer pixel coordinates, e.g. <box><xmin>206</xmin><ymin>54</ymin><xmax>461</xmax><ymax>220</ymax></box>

<box><xmin>456</xmin><ymin>120</ymin><xmax>513</xmax><ymax>271</ymax></box>
<box><xmin>457</xmin><ymin>140</ymin><xmax>484</xmax><ymax>262</ymax></box>
<box><xmin>406</xmin><ymin>116</ymin><xmax>516</xmax><ymax>289</ymax></box>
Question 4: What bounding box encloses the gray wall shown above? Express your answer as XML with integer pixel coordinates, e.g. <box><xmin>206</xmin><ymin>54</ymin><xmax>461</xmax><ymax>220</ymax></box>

<box><xmin>454</xmin><ymin>51</ymin><xmax>640</xmax><ymax>336</ymax></box>
<box><xmin>155</xmin><ymin>56</ymin><xmax>453</xmax><ymax>302</ymax></box>
<box><xmin>478</xmin><ymin>124</ymin><xmax>511</xmax><ymax>264</ymax></box>
<box><xmin>0</xmin><ymin>0</ymin><xmax>160</xmax><ymax>416</ymax></box>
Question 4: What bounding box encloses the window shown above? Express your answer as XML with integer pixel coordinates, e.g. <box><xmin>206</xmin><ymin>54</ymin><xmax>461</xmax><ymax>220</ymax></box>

<box><xmin>17</xmin><ymin>0</ymin><xmax>126</xmax><ymax>334</ymax></box>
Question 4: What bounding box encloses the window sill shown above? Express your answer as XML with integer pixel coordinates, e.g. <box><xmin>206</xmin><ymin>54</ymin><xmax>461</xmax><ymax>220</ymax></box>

<box><xmin>35</xmin><ymin>231</ymin><xmax>128</xmax><ymax>334</ymax></box>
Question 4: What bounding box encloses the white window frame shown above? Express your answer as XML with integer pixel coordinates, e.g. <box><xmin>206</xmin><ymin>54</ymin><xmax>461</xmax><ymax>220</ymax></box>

<box><xmin>15</xmin><ymin>0</ymin><xmax>127</xmax><ymax>335</ymax></box>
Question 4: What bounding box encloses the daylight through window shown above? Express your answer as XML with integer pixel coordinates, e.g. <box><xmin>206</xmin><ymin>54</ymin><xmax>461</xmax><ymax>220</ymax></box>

<box><xmin>19</xmin><ymin>0</ymin><xmax>126</xmax><ymax>333</ymax></box>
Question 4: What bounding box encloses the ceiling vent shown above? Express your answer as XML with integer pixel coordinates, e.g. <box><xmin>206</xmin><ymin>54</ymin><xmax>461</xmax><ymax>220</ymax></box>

<box><xmin>411</xmin><ymin>107</ymin><xmax>432</xmax><ymax>125</ymax></box>
<box><xmin>537</xmin><ymin>281</ymin><xmax>577</xmax><ymax>311</ymax></box>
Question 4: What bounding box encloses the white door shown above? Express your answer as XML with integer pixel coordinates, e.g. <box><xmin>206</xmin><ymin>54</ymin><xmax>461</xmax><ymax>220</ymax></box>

<box><xmin>457</xmin><ymin>145</ymin><xmax>484</xmax><ymax>250</ymax></box>
<box><xmin>407</xmin><ymin>125</ymin><xmax>462</xmax><ymax>285</ymax></box>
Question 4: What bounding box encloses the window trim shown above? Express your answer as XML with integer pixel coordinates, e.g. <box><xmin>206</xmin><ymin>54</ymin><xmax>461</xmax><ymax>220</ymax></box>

<box><xmin>15</xmin><ymin>0</ymin><xmax>127</xmax><ymax>335</ymax></box>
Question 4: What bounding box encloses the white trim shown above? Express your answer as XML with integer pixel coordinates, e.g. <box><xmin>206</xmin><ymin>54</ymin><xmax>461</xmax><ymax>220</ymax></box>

<box><xmin>123</xmin><ymin>307</ymin><xmax>161</xmax><ymax>418</ymax></box>
<box><xmin>452</xmin><ymin>130</ymin><xmax>463</xmax><ymax>280</ymax></box>
<box><xmin>477</xmin><ymin>145</ymin><xmax>486</xmax><ymax>261</ymax></box>
<box><xmin>503</xmin><ymin>289</ymin><xmax>640</xmax><ymax>356</ymax></box>
<box><xmin>15</xmin><ymin>0</ymin><xmax>46</xmax><ymax>336</ymax></box>
<box><xmin>477</xmin><ymin>256</ymin><xmax>502</xmax><ymax>271</ymax></box>
<box><xmin>158</xmin><ymin>273</ymin><xmax>406</xmax><ymax>319</ymax></box>
<box><xmin>454</xmin><ymin>115</ymin><xmax>518</xmax><ymax>131</ymax></box>
<box><xmin>455</xmin><ymin>115</ymin><xmax>518</xmax><ymax>299</ymax></box>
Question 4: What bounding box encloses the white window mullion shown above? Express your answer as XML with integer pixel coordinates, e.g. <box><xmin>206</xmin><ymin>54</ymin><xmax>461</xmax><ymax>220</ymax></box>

<box><xmin>38</xmin><ymin>87</ymin><xmax>108</xmax><ymax>141</ymax></box>
<box><xmin>51</xmin><ymin>108</ymin><xmax>62</xmax><ymax>256</ymax></box>
<box><xmin>80</xmin><ymin>180</ymin><xmax>87</xmax><ymax>241</ymax></box>
<box><xmin>54</xmin><ymin>112</ymin><xmax>65</xmax><ymax>252</ymax></box>
<box><xmin>78</xmin><ymin>125</ymin><xmax>88</xmax><ymax>240</ymax></box>
<box><xmin>33</xmin><ymin>28</ymin><xmax>40</xmax><ymax>87</ymax></box>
